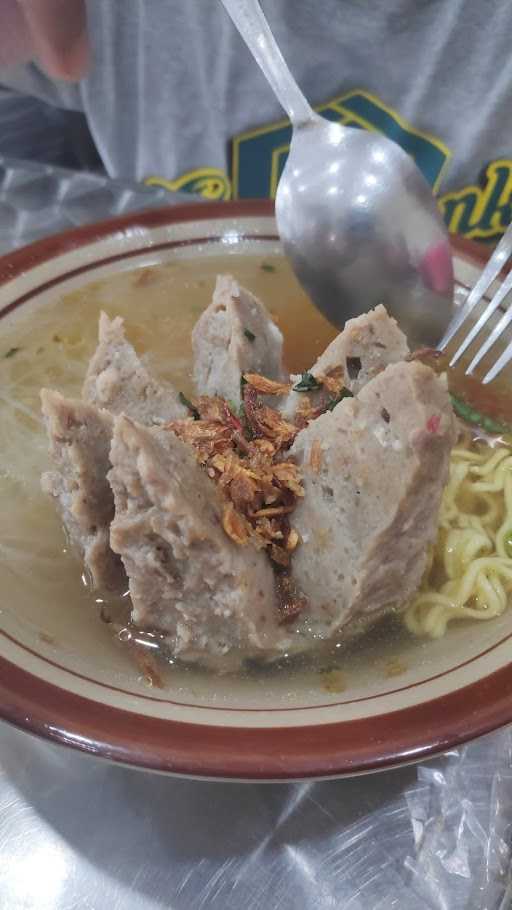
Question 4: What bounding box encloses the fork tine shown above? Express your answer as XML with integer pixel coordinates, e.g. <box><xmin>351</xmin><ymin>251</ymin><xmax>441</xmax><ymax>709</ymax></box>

<box><xmin>482</xmin><ymin>339</ymin><xmax>512</xmax><ymax>385</ymax></box>
<box><xmin>466</xmin><ymin>288</ymin><xmax>512</xmax><ymax>374</ymax></box>
<box><xmin>450</xmin><ymin>268</ymin><xmax>512</xmax><ymax>367</ymax></box>
<box><xmin>438</xmin><ymin>225</ymin><xmax>512</xmax><ymax>351</ymax></box>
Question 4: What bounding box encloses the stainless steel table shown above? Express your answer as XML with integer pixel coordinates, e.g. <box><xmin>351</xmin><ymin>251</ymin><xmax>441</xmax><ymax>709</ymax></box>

<box><xmin>0</xmin><ymin>157</ymin><xmax>511</xmax><ymax>910</ymax></box>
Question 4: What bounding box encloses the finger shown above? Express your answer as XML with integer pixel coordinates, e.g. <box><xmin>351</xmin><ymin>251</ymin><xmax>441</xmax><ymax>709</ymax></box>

<box><xmin>0</xmin><ymin>1</ymin><xmax>33</xmax><ymax>68</ymax></box>
<box><xmin>17</xmin><ymin>0</ymin><xmax>90</xmax><ymax>81</ymax></box>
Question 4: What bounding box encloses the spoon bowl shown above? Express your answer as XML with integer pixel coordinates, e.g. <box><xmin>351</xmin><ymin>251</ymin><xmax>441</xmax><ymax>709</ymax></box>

<box><xmin>220</xmin><ymin>0</ymin><xmax>454</xmax><ymax>347</ymax></box>
<box><xmin>276</xmin><ymin>117</ymin><xmax>454</xmax><ymax>346</ymax></box>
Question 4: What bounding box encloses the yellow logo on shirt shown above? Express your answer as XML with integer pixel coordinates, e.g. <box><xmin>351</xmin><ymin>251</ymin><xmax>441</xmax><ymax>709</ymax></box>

<box><xmin>146</xmin><ymin>167</ymin><xmax>231</xmax><ymax>200</ymax></box>
<box><xmin>144</xmin><ymin>89</ymin><xmax>511</xmax><ymax>241</ymax></box>
<box><xmin>439</xmin><ymin>159</ymin><xmax>512</xmax><ymax>241</ymax></box>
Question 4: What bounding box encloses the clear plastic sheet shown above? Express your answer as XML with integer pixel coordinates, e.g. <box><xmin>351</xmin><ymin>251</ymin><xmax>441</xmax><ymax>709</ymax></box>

<box><xmin>405</xmin><ymin>732</ymin><xmax>512</xmax><ymax>910</ymax></box>
<box><xmin>1</xmin><ymin>157</ymin><xmax>511</xmax><ymax>910</ymax></box>
<box><xmin>0</xmin><ymin>154</ymin><xmax>187</xmax><ymax>254</ymax></box>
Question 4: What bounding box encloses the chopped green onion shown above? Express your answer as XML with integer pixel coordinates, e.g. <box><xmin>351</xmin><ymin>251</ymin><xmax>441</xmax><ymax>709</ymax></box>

<box><xmin>260</xmin><ymin>262</ymin><xmax>276</xmax><ymax>273</ymax></box>
<box><xmin>4</xmin><ymin>347</ymin><xmax>20</xmax><ymax>359</ymax></box>
<box><xmin>243</xmin><ymin>328</ymin><xmax>256</xmax><ymax>343</ymax></box>
<box><xmin>293</xmin><ymin>371</ymin><xmax>322</xmax><ymax>393</ymax></box>
<box><xmin>450</xmin><ymin>394</ymin><xmax>512</xmax><ymax>435</ymax></box>
<box><xmin>504</xmin><ymin>530</ymin><xmax>512</xmax><ymax>559</ymax></box>
<box><xmin>178</xmin><ymin>392</ymin><xmax>200</xmax><ymax>420</ymax></box>
<box><xmin>237</xmin><ymin>401</ymin><xmax>253</xmax><ymax>440</ymax></box>
<box><xmin>327</xmin><ymin>388</ymin><xmax>353</xmax><ymax>411</ymax></box>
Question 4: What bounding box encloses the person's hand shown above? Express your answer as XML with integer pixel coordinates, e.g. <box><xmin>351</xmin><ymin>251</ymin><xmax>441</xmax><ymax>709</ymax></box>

<box><xmin>0</xmin><ymin>0</ymin><xmax>89</xmax><ymax>80</ymax></box>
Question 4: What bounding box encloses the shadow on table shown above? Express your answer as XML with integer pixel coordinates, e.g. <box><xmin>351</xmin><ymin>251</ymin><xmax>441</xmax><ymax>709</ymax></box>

<box><xmin>2</xmin><ymin>721</ymin><xmax>420</xmax><ymax>908</ymax></box>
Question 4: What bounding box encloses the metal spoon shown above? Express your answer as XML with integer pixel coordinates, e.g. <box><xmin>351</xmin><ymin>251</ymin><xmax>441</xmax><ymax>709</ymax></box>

<box><xmin>220</xmin><ymin>0</ymin><xmax>454</xmax><ymax>346</ymax></box>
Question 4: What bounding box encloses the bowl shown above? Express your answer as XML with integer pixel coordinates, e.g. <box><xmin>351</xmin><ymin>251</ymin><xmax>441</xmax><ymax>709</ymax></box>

<box><xmin>0</xmin><ymin>199</ymin><xmax>511</xmax><ymax>781</ymax></box>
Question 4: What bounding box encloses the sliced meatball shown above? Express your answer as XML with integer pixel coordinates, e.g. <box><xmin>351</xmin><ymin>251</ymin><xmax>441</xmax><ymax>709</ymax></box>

<box><xmin>40</xmin><ymin>389</ymin><xmax>126</xmax><ymax>593</ymax></box>
<box><xmin>192</xmin><ymin>274</ymin><xmax>285</xmax><ymax>405</ymax></box>
<box><xmin>289</xmin><ymin>361</ymin><xmax>456</xmax><ymax>639</ymax></box>
<box><xmin>108</xmin><ymin>415</ymin><xmax>288</xmax><ymax>666</ymax></box>
<box><xmin>83</xmin><ymin>311</ymin><xmax>185</xmax><ymax>423</ymax></box>
<box><xmin>283</xmin><ymin>304</ymin><xmax>409</xmax><ymax>420</ymax></box>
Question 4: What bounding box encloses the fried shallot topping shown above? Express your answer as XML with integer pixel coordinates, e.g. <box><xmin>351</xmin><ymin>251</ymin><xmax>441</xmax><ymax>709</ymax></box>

<box><xmin>243</xmin><ymin>386</ymin><xmax>297</xmax><ymax>448</ymax></box>
<box><xmin>274</xmin><ymin>570</ymin><xmax>308</xmax><ymax>623</ymax></box>
<box><xmin>242</xmin><ymin>373</ymin><xmax>291</xmax><ymax>396</ymax></box>
<box><xmin>166</xmin><ymin>377</ymin><xmax>304</xmax><ymax>568</ymax></box>
<box><xmin>317</xmin><ymin>365</ymin><xmax>345</xmax><ymax>397</ymax></box>
<box><xmin>292</xmin><ymin>366</ymin><xmax>353</xmax><ymax>429</ymax></box>
<box><xmin>293</xmin><ymin>394</ymin><xmax>325</xmax><ymax>430</ymax></box>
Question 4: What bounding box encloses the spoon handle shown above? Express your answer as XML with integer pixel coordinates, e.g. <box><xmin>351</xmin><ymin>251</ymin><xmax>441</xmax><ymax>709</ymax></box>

<box><xmin>219</xmin><ymin>0</ymin><xmax>315</xmax><ymax>126</ymax></box>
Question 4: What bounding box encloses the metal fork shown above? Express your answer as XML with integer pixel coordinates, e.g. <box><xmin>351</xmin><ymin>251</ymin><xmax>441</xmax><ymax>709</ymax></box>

<box><xmin>439</xmin><ymin>221</ymin><xmax>512</xmax><ymax>384</ymax></box>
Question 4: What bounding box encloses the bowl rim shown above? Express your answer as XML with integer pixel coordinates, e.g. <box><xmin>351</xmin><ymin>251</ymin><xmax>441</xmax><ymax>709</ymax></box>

<box><xmin>0</xmin><ymin>198</ymin><xmax>506</xmax><ymax>781</ymax></box>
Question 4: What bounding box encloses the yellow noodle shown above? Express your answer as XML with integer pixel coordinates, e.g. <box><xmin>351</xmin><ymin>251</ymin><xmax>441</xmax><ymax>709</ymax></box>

<box><xmin>404</xmin><ymin>440</ymin><xmax>512</xmax><ymax>638</ymax></box>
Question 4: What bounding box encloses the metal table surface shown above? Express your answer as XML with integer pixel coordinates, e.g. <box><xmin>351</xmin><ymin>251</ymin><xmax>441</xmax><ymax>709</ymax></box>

<box><xmin>0</xmin><ymin>157</ymin><xmax>511</xmax><ymax>910</ymax></box>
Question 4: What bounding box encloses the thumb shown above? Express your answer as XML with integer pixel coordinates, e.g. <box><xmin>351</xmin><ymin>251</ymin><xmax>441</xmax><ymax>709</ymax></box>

<box><xmin>18</xmin><ymin>0</ymin><xmax>90</xmax><ymax>81</ymax></box>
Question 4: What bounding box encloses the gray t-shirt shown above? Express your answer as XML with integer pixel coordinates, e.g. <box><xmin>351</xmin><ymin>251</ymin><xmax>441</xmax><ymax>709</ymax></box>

<box><xmin>1</xmin><ymin>0</ymin><xmax>511</xmax><ymax>240</ymax></box>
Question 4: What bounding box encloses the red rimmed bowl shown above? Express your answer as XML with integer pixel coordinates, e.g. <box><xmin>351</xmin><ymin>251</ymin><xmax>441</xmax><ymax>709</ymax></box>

<box><xmin>0</xmin><ymin>199</ymin><xmax>510</xmax><ymax>780</ymax></box>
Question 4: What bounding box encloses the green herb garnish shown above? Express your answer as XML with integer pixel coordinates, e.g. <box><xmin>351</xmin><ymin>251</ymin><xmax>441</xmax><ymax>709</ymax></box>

<box><xmin>178</xmin><ymin>392</ymin><xmax>200</xmax><ymax>420</ymax></box>
<box><xmin>504</xmin><ymin>530</ymin><xmax>512</xmax><ymax>558</ymax></box>
<box><xmin>227</xmin><ymin>398</ymin><xmax>247</xmax><ymax>422</ymax></box>
<box><xmin>237</xmin><ymin>400</ymin><xmax>254</xmax><ymax>440</ymax></box>
<box><xmin>293</xmin><ymin>371</ymin><xmax>322</xmax><ymax>393</ymax></box>
<box><xmin>450</xmin><ymin>393</ymin><xmax>512</xmax><ymax>435</ymax></box>
<box><xmin>260</xmin><ymin>262</ymin><xmax>276</xmax><ymax>273</ymax></box>
<box><xmin>327</xmin><ymin>388</ymin><xmax>353</xmax><ymax>411</ymax></box>
<box><xmin>4</xmin><ymin>347</ymin><xmax>20</xmax><ymax>359</ymax></box>
<box><xmin>243</xmin><ymin>328</ymin><xmax>256</xmax><ymax>343</ymax></box>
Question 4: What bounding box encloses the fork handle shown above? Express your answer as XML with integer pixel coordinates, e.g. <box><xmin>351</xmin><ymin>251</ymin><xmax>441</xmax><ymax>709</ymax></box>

<box><xmin>219</xmin><ymin>0</ymin><xmax>316</xmax><ymax>126</ymax></box>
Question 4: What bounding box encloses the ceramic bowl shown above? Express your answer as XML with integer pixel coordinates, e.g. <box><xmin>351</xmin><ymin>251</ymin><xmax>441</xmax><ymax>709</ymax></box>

<box><xmin>0</xmin><ymin>200</ymin><xmax>510</xmax><ymax>780</ymax></box>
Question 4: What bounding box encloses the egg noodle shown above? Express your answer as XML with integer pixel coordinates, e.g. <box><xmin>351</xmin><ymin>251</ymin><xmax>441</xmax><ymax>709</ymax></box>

<box><xmin>405</xmin><ymin>439</ymin><xmax>512</xmax><ymax>638</ymax></box>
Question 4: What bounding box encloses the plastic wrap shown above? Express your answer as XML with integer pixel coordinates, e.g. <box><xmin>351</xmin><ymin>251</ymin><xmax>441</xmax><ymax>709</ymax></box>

<box><xmin>0</xmin><ymin>154</ymin><xmax>184</xmax><ymax>254</ymax></box>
